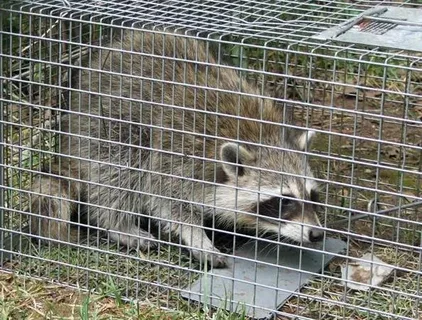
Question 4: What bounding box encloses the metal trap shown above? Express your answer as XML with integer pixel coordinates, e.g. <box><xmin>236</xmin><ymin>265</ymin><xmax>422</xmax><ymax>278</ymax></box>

<box><xmin>313</xmin><ymin>6</ymin><xmax>422</xmax><ymax>52</ymax></box>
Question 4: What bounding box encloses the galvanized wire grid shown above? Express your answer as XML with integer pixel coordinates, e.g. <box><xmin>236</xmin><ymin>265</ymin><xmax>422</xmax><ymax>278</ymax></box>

<box><xmin>7</xmin><ymin>0</ymin><xmax>421</xmax><ymax>41</ymax></box>
<box><xmin>1</xmin><ymin>0</ymin><xmax>422</xmax><ymax>319</ymax></box>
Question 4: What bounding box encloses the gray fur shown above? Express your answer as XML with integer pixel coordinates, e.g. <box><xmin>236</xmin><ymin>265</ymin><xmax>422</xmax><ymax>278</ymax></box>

<box><xmin>28</xmin><ymin>29</ymin><xmax>322</xmax><ymax>268</ymax></box>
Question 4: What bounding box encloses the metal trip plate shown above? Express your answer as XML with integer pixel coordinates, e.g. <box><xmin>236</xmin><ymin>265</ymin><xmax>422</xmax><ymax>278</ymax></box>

<box><xmin>313</xmin><ymin>6</ymin><xmax>422</xmax><ymax>52</ymax></box>
<box><xmin>182</xmin><ymin>237</ymin><xmax>347</xmax><ymax>319</ymax></box>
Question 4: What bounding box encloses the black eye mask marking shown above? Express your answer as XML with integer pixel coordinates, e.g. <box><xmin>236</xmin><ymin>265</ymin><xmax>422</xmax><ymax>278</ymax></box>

<box><xmin>310</xmin><ymin>190</ymin><xmax>321</xmax><ymax>211</ymax></box>
<box><xmin>251</xmin><ymin>195</ymin><xmax>295</xmax><ymax>219</ymax></box>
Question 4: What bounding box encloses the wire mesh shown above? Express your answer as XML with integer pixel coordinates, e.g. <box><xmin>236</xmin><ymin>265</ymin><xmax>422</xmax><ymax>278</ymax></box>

<box><xmin>1</xmin><ymin>0</ymin><xmax>421</xmax><ymax>319</ymax></box>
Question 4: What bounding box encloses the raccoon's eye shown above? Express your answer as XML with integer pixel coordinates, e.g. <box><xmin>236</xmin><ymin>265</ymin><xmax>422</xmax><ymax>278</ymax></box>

<box><xmin>281</xmin><ymin>195</ymin><xmax>294</xmax><ymax>206</ymax></box>
<box><xmin>310</xmin><ymin>190</ymin><xmax>320</xmax><ymax>203</ymax></box>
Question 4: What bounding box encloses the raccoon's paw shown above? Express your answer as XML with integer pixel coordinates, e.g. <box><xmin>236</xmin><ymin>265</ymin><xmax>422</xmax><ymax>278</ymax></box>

<box><xmin>111</xmin><ymin>231</ymin><xmax>157</xmax><ymax>252</ymax></box>
<box><xmin>131</xmin><ymin>234</ymin><xmax>159</xmax><ymax>252</ymax></box>
<box><xmin>192</xmin><ymin>250</ymin><xmax>228</xmax><ymax>268</ymax></box>
<box><xmin>208</xmin><ymin>253</ymin><xmax>228</xmax><ymax>268</ymax></box>
<box><xmin>136</xmin><ymin>236</ymin><xmax>158</xmax><ymax>252</ymax></box>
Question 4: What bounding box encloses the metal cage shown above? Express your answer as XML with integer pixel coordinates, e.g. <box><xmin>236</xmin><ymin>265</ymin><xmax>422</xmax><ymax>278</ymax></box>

<box><xmin>1</xmin><ymin>1</ymin><xmax>421</xmax><ymax>319</ymax></box>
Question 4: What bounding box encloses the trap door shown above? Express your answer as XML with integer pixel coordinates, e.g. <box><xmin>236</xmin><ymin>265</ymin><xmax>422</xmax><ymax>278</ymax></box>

<box><xmin>313</xmin><ymin>6</ymin><xmax>422</xmax><ymax>52</ymax></box>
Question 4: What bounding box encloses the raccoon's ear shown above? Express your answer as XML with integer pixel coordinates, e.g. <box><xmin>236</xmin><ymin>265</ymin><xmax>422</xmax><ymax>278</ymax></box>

<box><xmin>296</xmin><ymin>130</ymin><xmax>316</xmax><ymax>151</ymax></box>
<box><xmin>220</xmin><ymin>142</ymin><xmax>254</xmax><ymax>177</ymax></box>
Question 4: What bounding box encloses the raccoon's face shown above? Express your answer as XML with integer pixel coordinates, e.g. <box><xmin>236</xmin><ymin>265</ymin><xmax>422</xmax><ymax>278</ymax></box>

<box><xmin>212</xmin><ymin>130</ymin><xmax>323</xmax><ymax>244</ymax></box>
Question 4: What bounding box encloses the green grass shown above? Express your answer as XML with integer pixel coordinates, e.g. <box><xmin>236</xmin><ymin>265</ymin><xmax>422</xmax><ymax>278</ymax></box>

<box><xmin>0</xmin><ymin>271</ymin><xmax>251</xmax><ymax>319</ymax></box>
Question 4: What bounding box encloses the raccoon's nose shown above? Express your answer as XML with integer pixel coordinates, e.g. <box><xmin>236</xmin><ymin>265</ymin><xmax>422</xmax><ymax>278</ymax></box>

<box><xmin>309</xmin><ymin>229</ymin><xmax>323</xmax><ymax>242</ymax></box>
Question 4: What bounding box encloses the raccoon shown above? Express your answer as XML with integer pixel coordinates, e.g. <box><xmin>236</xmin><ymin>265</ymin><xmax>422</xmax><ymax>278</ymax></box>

<box><xmin>28</xmin><ymin>28</ymin><xmax>323</xmax><ymax>268</ymax></box>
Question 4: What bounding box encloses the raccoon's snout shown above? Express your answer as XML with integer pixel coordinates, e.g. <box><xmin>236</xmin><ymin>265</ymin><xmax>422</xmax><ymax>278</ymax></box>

<box><xmin>309</xmin><ymin>228</ymin><xmax>323</xmax><ymax>242</ymax></box>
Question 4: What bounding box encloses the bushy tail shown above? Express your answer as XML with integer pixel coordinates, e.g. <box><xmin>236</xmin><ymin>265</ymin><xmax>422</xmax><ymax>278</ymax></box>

<box><xmin>28</xmin><ymin>162</ymin><xmax>84</xmax><ymax>243</ymax></box>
